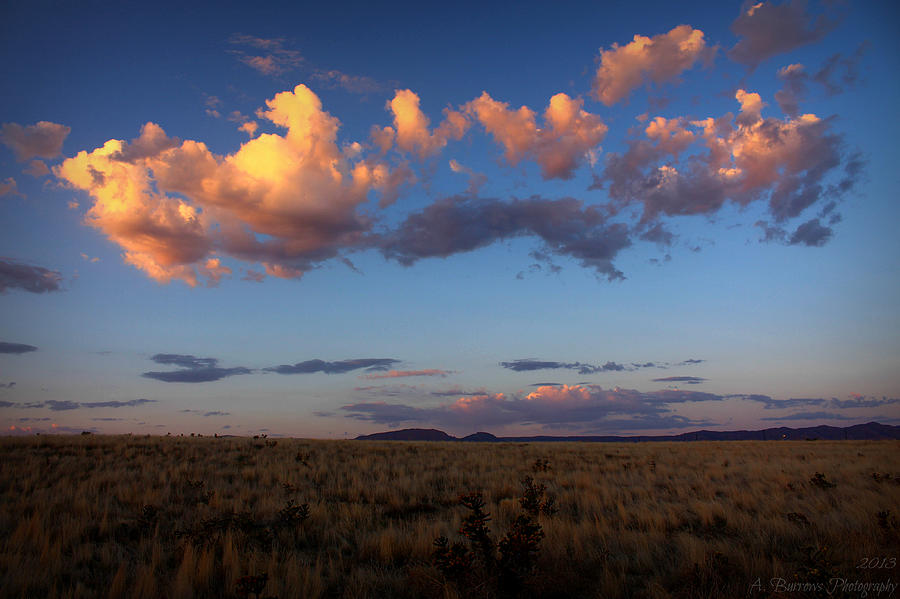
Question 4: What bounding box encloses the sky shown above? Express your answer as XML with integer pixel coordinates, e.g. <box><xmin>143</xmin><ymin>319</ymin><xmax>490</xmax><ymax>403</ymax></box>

<box><xmin>1</xmin><ymin>0</ymin><xmax>898</xmax><ymax>438</ymax></box>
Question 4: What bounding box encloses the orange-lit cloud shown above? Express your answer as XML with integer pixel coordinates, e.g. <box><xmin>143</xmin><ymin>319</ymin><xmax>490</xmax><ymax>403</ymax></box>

<box><xmin>593</xmin><ymin>25</ymin><xmax>711</xmax><ymax>106</ymax></box>
<box><xmin>380</xmin><ymin>89</ymin><xmax>469</xmax><ymax>158</ymax></box>
<box><xmin>360</xmin><ymin>369</ymin><xmax>453</xmax><ymax>380</ymax></box>
<box><xmin>464</xmin><ymin>92</ymin><xmax>607</xmax><ymax>179</ymax></box>
<box><xmin>56</xmin><ymin>84</ymin><xmax>403</xmax><ymax>286</ymax></box>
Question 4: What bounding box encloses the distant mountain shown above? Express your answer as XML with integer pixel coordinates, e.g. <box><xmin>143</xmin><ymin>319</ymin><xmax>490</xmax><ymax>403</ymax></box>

<box><xmin>354</xmin><ymin>422</ymin><xmax>900</xmax><ymax>442</ymax></box>
<box><xmin>355</xmin><ymin>428</ymin><xmax>456</xmax><ymax>441</ymax></box>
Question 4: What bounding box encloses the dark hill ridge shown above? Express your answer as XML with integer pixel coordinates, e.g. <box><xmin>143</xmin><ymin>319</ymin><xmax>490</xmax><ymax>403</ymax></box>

<box><xmin>354</xmin><ymin>422</ymin><xmax>900</xmax><ymax>442</ymax></box>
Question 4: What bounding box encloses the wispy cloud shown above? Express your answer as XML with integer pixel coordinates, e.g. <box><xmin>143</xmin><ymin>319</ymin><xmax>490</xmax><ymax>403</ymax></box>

<box><xmin>760</xmin><ymin>411</ymin><xmax>853</xmax><ymax>421</ymax></box>
<box><xmin>652</xmin><ymin>376</ymin><xmax>707</xmax><ymax>384</ymax></box>
<box><xmin>5</xmin><ymin>399</ymin><xmax>156</xmax><ymax>411</ymax></box>
<box><xmin>360</xmin><ymin>369</ymin><xmax>453</xmax><ymax>380</ymax></box>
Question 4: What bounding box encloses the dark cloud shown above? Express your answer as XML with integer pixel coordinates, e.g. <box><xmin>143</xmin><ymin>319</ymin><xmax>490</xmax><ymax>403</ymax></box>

<box><xmin>760</xmin><ymin>411</ymin><xmax>853</xmax><ymax>421</ymax></box>
<box><xmin>143</xmin><ymin>353</ymin><xmax>252</xmax><ymax>383</ymax></box>
<box><xmin>679</xmin><ymin>359</ymin><xmax>704</xmax><ymax>365</ymax></box>
<box><xmin>372</xmin><ymin>195</ymin><xmax>631</xmax><ymax>282</ymax></box>
<box><xmin>0</xmin><ymin>342</ymin><xmax>37</xmax><ymax>354</ymax></box>
<box><xmin>728</xmin><ymin>1</ymin><xmax>836</xmax><ymax>68</ymax></box>
<box><xmin>652</xmin><ymin>376</ymin><xmax>707</xmax><ymax>384</ymax></box>
<box><xmin>0</xmin><ymin>400</ymin><xmax>12</xmax><ymax>408</ymax></box>
<box><xmin>500</xmin><ymin>359</ymin><xmax>668</xmax><ymax>375</ymax></box>
<box><xmin>813</xmin><ymin>42</ymin><xmax>868</xmax><ymax>96</ymax></box>
<box><xmin>829</xmin><ymin>396</ymin><xmax>899</xmax><ymax>409</ymax></box>
<box><xmin>6</xmin><ymin>399</ymin><xmax>155</xmax><ymax>410</ymax></box>
<box><xmin>788</xmin><ymin>217</ymin><xmax>832</xmax><ymax>246</ymax></box>
<box><xmin>0</xmin><ymin>259</ymin><xmax>63</xmax><ymax>294</ymax></box>
<box><xmin>203</xmin><ymin>411</ymin><xmax>231</xmax><ymax>417</ymax></box>
<box><xmin>81</xmin><ymin>399</ymin><xmax>156</xmax><ymax>408</ymax></box>
<box><xmin>43</xmin><ymin>400</ymin><xmax>80</xmax><ymax>411</ymax></box>
<box><xmin>265</xmin><ymin>358</ymin><xmax>399</xmax><ymax>375</ymax></box>
<box><xmin>739</xmin><ymin>394</ymin><xmax>826</xmax><ymax>410</ymax></box>
<box><xmin>775</xmin><ymin>64</ymin><xmax>808</xmax><ymax>117</ymax></box>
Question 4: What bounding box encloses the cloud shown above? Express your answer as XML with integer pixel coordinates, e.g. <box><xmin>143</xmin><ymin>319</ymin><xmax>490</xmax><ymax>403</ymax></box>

<box><xmin>265</xmin><ymin>358</ymin><xmax>399</xmax><ymax>375</ymax></box>
<box><xmin>56</xmin><ymin>85</ymin><xmax>403</xmax><ymax>286</ymax></box>
<box><xmin>813</xmin><ymin>43</ymin><xmax>868</xmax><ymax>96</ymax></box>
<box><xmin>80</xmin><ymin>399</ymin><xmax>156</xmax><ymax>408</ymax></box>
<box><xmin>830</xmin><ymin>396</ymin><xmax>899</xmax><ymax>409</ymax></box>
<box><xmin>311</xmin><ymin>70</ymin><xmax>385</xmax><ymax>95</ymax></box>
<box><xmin>374</xmin><ymin>195</ymin><xmax>631</xmax><ymax>281</ymax></box>
<box><xmin>739</xmin><ymin>394</ymin><xmax>826</xmax><ymax>410</ymax></box>
<box><xmin>0</xmin><ymin>341</ymin><xmax>38</xmax><ymax>354</ymax></box>
<box><xmin>229</xmin><ymin>35</ymin><xmax>304</xmax><ymax>75</ymax></box>
<box><xmin>760</xmin><ymin>410</ymin><xmax>853</xmax><ymax>421</ymax></box>
<box><xmin>593</xmin><ymin>25</ymin><xmax>711</xmax><ymax>106</ymax></box>
<box><xmin>728</xmin><ymin>1</ymin><xmax>836</xmax><ymax>68</ymax></box>
<box><xmin>0</xmin><ymin>178</ymin><xmax>21</xmax><ymax>198</ymax></box>
<box><xmin>598</xmin><ymin>89</ymin><xmax>858</xmax><ymax>233</ymax></box>
<box><xmin>203</xmin><ymin>411</ymin><xmax>230</xmax><ymax>417</ymax></box>
<box><xmin>0</xmin><ymin>382</ymin><xmax>15</xmax><ymax>389</ymax></box>
<box><xmin>142</xmin><ymin>353</ymin><xmax>252</xmax><ymax>383</ymax></box>
<box><xmin>464</xmin><ymin>92</ymin><xmax>607</xmax><ymax>179</ymax></box>
<box><xmin>788</xmin><ymin>217</ymin><xmax>831</xmax><ymax>246</ymax></box>
<box><xmin>500</xmin><ymin>358</ymin><xmax>662</xmax><ymax>374</ymax></box>
<box><xmin>775</xmin><ymin>63</ymin><xmax>808</xmax><ymax>117</ymax></box>
<box><xmin>360</xmin><ymin>369</ymin><xmax>453</xmax><ymax>380</ymax></box>
<box><xmin>652</xmin><ymin>376</ymin><xmax>707</xmax><ymax>384</ymax></box>
<box><xmin>7</xmin><ymin>398</ymin><xmax>156</xmax><ymax>410</ymax></box>
<box><xmin>341</xmin><ymin>384</ymin><xmax>721</xmax><ymax>431</ymax></box>
<box><xmin>449</xmin><ymin>159</ymin><xmax>487</xmax><ymax>195</ymax></box>
<box><xmin>0</xmin><ymin>121</ymin><xmax>70</xmax><ymax>161</ymax></box>
<box><xmin>376</xmin><ymin>89</ymin><xmax>469</xmax><ymax>159</ymax></box>
<box><xmin>0</xmin><ymin>258</ymin><xmax>63</xmax><ymax>294</ymax></box>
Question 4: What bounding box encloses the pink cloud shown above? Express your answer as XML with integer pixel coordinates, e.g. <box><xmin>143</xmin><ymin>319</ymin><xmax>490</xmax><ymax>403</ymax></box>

<box><xmin>464</xmin><ymin>92</ymin><xmax>607</xmax><ymax>179</ymax></box>
<box><xmin>593</xmin><ymin>25</ymin><xmax>711</xmax><ymax>106</ymax></box>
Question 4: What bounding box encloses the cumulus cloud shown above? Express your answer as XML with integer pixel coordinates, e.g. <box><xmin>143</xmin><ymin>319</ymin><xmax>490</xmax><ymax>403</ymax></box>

<box><xmin>0</xmin><ymin>342</ymin><xmax>38</xmax><ymax>354</ymax></box>
<box><xmin>374</xmin><ymin>195</ymin><xmax>631</xmax><ymax>281</ymax></box>
<box><xmin>265</xmin><ymin>358</ymin><xmax>399</xmax><ymax>375</ymax></box>
<box><xmin>360</xmin><ymin>369</ymin><xmax>453</xmax><ymax>380</ymax></box>
<box><xmin>464</xmin><ymin>92</ymin><xmax>607</xmax><ymax>179</ymax></box>
<box><xmin>728</xmin><ymin>1</ymin><xmax>836</xmax><ymax>68</ymax></box>
<box><xmin>375</xmin><ymin>89</ymin><xmax>469</xmax><ymax>158</ymax></box>
<box><xmin>0</xmin><ymin>121</ymin><xmax>70</xmax><ymax>161</ymax></box>
<box><xmin>593</xmin><ymin>25</ymin><xmax>711</xmax><ymax>106</ymax></box>
<box><xmin>142</xmin><ymin>353</ymin><xmax>252</xmax><ymax>383</ymax></box>
<box><xmin>56</xmin><ymin>85</ymin><xmax>404</xmax><ymax>286</ymax></box>
<box><xmin>341</xmin><ymin>384</ymin><xmax>720</xmax><ymax>431</ymax></box>
<box><xmin>0</xmin><ymin>258</ymin><xmax>63</xmax><ymax>294</ymax></box>
<box><xmin>598</xmin><ymin>89</ymin><xmax>858</xmax><ymax>235</ymax></box>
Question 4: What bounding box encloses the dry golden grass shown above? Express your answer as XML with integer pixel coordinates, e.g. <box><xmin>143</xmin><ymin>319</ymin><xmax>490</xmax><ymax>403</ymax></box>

<box><xmin>0</xmin><ymin>435</ymin><xmax>898</xmax><ymax>598</ymax></box>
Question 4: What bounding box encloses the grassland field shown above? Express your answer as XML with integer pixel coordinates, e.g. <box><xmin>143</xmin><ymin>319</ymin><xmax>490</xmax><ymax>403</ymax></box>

<box><xmin>0</xmin><ymin>435</ymin><xmax>898</xmax><ymax>598</ymax></box>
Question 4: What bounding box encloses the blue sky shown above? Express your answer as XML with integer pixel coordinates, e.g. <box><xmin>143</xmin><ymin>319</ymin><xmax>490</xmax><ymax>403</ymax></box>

<box><xmin>1</xmin><ymin>0</ymin><xmax>898</xmax><ymax>437</ymax></box>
